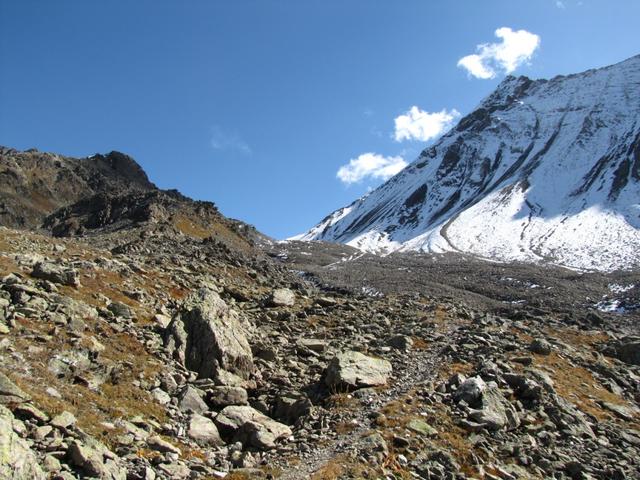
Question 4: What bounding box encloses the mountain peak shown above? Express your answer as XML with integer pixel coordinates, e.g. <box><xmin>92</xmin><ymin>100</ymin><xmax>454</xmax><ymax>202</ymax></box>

<box><xmin>296</xmin><ymin>55</ymin><xmax>640</xmax><ymax>272</ymax></box>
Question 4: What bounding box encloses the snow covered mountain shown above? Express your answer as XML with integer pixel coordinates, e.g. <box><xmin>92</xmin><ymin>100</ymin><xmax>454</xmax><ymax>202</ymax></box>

<box><xmin>294</xmin><ymin>55</ymin><xmax>640</xmax><ymax>271</ymax></box>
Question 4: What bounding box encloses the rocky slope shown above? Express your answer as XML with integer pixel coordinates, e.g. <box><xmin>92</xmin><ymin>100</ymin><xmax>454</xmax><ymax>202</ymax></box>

<box><xmin>0</xmin><ymin>147</ymin><xmax>639</xmax><ymax>480</ymax></box>
<box><xmin>295</xmin><ymin>55</ymin><xmax>640</xmax><ymax>272</ymax></box>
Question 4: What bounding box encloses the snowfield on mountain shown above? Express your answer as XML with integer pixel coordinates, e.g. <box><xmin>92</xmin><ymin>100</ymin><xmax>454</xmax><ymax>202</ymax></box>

<box><xmin>295</xmin><ymin>55</ymin><xmax>640</xmax><ymax>272</ymax></box>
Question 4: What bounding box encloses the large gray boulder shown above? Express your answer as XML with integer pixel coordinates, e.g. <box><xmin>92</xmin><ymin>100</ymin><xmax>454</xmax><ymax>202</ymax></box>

<box><xmin>0</xmin><ymin>405</ymin><xmax>46</xmax><ymax>479</ymax></box>
<box><xmin>456</xmin><ymin>380</ymin><xmax>520</xmax><ymax>431</ymax></box>
<box><xmin>187</xmin><ymin>414</ymin><xmax>224</xmax><ymax>446</ymax></box>
<box><xmin>467</xmin><ymin>386</ymin><xmax>520</xmax><ymax>431</ymax></box>
<box><xmin>214</xmin><ymin>405</ymin><xmax>292</xmax><ymax>444</ymax></box>
<box><xmin>325</xmin><ymin>351</ymin><xmax>392</xmax><ymax>390</ymax></box>
<box><xmin>31</xmin><ymin>261</ymin><xmax>80</xmax><ymax>287</ymax></box>
<box><xmin>165</xmin><ymin>288</ymin><xmax>254</xmax><ymax>379</ymax></box>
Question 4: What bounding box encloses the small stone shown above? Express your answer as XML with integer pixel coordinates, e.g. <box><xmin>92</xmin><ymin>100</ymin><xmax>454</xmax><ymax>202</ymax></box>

<box><xmin>147</xmin><ymin>435</ymin><xmax>182</xmax><ymax>455</ymax></box>
<box><xmin>407</xmin><ymin>419</ymin><xmax>438</xmax><ymax>437</ymax></box>
<box><xmin>46</xmin><ymin>387</ymin><xmax>62</xmax><ymax>399</ymax></box>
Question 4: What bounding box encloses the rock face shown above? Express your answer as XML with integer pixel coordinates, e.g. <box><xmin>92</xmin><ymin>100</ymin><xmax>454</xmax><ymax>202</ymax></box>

<box><xmin>165</xmin><ymin>288</ymin><xmax>254</xmax><ymax>379</ymax></box>
<box><xmin>0</xmin><ymin>405</ymin><xmax>46</xmax><ymax>480</ymax></box>
<box><xmin>325</xmin><ymin>351</ymin><xmax>392</xmax><ymax>390</ymax></box>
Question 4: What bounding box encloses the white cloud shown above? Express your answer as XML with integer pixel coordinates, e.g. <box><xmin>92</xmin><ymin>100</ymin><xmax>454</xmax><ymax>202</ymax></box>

<box><xmin>555</xmin><ymin>0</ymin><xmax>566</xmax><ymax>8</ymax></box>
<box><xmin>210</xmin><ymin>126</ymin><xmax>251</xmax><ymax>155</ymax></box>
<box><xmin>336</xmin><ymin>153</ymin><xmax>407</xmax><ymax>185</ymax></box>
<box><xmin>394</xmin><ymin>106</ymin><xmax>460</xmax><ymax>142</ymax></box>
<box><xmin>457</xmin><ymin>27</ymin><xmax>541</xmax><ymax>79</ymax></box>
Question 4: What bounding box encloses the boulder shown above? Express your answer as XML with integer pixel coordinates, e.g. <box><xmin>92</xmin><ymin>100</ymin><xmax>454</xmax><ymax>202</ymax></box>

<box><xmin>214</xmin><ymin>405</ymin><xmax>292</xmax><ymax>444</ymax></box>
<box><xmin>273</xmin><ymin>396</ymin><xmax>313</xmax><ymax>425</ymax></box>
<box><xmin>50</xmin><ymin>411</ymin><xmax>77</xmax><ymax>430</ymax></box>
<box><xmin>178</xmin><ymin>386</ymin><xmax>209</xmax><ymax>414</ymax></box>
<box><xmin>107</xmin><ymin>302</ymin><xmax>133</xmax><ymax>319</ymax></box>
<box><xmin>165</xmin><ymin>288</ymin><xmax>254</xmax><ymax>379</ymax></box>
<box><xmin>458</xmin><ymin>380</ymin><xmax>520</xmax><ymax>431</ymax></box>
<box><xmin>529</xmin><ymin>338</ymin><xmax>552</xmax><ymax>355</ymax></box>
<box><xmin>187</xmin><ymin>414</ymin><xmax>224</xmax><ymax>446</ymax></box>
<box><xmin>268</xmin><ymin>288</ymin><xmax>295</xmax><ymax>307</ymax></box>
<box><xmin>0</xmin><ymin>372</ymin><xmax>30</xmax><ymax>405</ymax></box>
<box><xmin>0</xmin><ymin>405</ymin><xmax>46</xmax><ymax>479</ymax></box>
<box><xmin>325</xmin><ymin>351</ymin><xmax>392</xmax><ymax>390</ymax></box>
<box><xmin>387</xmin><ymin>335</ymin><xmax>414</xmax><ymax>351</ymax></box>
<box><xmin>31</xmin><ymin>261</ymin><xmax>79</xmax><ymax>287</ymax></box>
<box><xmin>207</xmin><ymin>386</ymin><xmax>248</xmax><ymax>408</ymax></box>
<box><xmin>453</xmin><ymin>376</ymin><xmax>486</xmax><ymax>405</ymax></box>
<box><xmin>68</xmin><ymin>438</ymin><xmax>127</xmax><ymax>479</ymax></box>
<box><xmin>605</xmin><ymin>337</ymin><xmax>640</xmax><ymax>366</ymax></box>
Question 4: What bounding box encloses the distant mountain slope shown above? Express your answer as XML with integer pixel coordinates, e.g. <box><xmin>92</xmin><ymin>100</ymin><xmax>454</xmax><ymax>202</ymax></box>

<box><xmin>295</xmin><ymin>55</ymin><xmax>640</xmax><ymax>271</ymax></box>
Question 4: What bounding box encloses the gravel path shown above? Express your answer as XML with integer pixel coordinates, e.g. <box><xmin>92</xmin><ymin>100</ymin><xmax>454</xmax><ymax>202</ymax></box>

<box><xmin>275</xmin><ymin>325</ymin><xmax>460</xmax><ymax>479</ymax></box>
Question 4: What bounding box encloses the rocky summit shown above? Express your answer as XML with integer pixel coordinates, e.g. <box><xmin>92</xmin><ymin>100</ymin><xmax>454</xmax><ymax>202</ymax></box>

<box><xmin>0</xmin><ymin>144</ymin><xmax>639</xmax><ymax>480</ymax></box>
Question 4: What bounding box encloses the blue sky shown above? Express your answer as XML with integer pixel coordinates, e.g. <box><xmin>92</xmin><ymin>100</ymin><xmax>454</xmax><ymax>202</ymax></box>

<box><xmin>1</xmin><ymin>1</ymin><xmax>639</xmax><ymax>238</ymax></box>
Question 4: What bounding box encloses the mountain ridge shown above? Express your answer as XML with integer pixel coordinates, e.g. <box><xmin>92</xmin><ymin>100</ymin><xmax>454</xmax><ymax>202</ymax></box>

<box><xmin>294</xmin><ymin>54</ymin><xmax>640</xmax><ymax>272</ymax></box>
